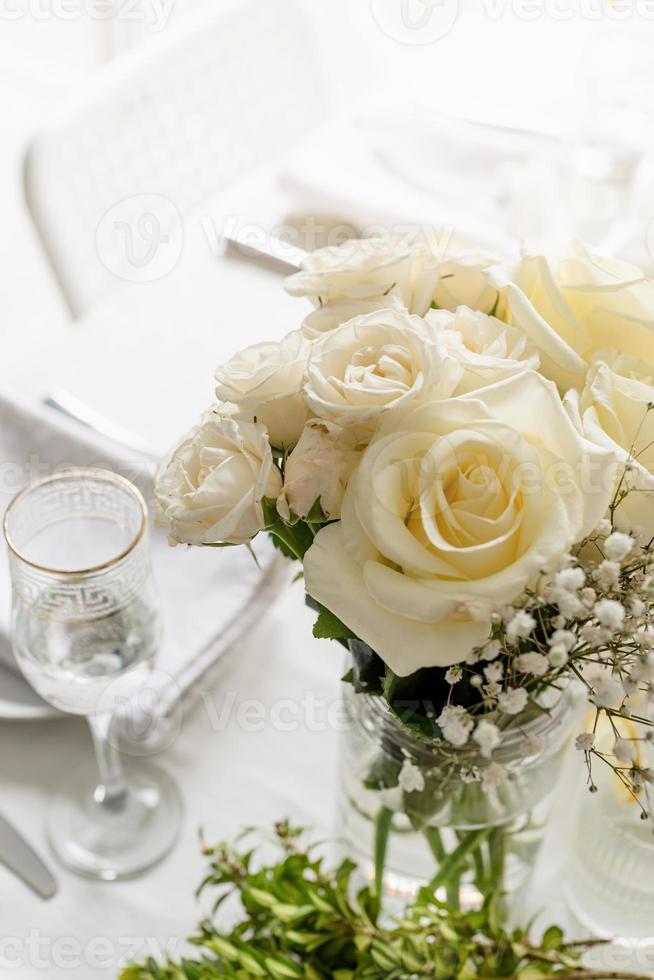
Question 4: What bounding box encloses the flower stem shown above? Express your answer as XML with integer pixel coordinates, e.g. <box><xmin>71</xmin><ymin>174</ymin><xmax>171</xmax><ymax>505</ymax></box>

<box><xmin>373</xmin><ymin>806</ymin><xmax>392</xmax><ymax>906</ymax></box>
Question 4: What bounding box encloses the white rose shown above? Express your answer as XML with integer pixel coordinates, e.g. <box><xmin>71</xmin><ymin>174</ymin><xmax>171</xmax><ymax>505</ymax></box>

<box><xmin>155</xmin><ymin>413</ymin><xmax>282</xmax><ymax>546</ymax></box>
<box><xmin>300</xmin><ymin>295</ymin><xmax>406</xmax><ymax>340</ymax></box>
<box><xmin>277</xmin><ymin>419</ymin><xmax>363</xmax><ymax>521</ymax></box>
<box><xmin>304</xmin><ymin>372</ymin><xmax>615</xmax><ymax>675</ymax></box>
<box><xmin>493</xmin><ymin>241</ymin><xmax>654</xmax><ymax>390</ymax></box>
<box><xmin>286</xmin><ymin>237</ymin><xmax>502</xmax><ymax>316</ymax></box>
<box><xmin>215</xmin><ymin>330</ymin><xmax>310</xmax><ymax>450</ymax></box>
<box><xmin>303</xmin><ymin>308</ymin><xmax>462</xmax><ymax>430</ymax></box>
<box><xmin>565</xmin><ymin>351</ymin><xmax>654</xmax><ymax>535</ymax></box>
<box><xmin>419</xmin><ymin>251</ymin><xmax>504</xmax><ymax>317</ymax></box>
<box><xmin>426</xmin><ymin>305</ymin><xmax>539</xmax><ymax>395</ymax></box>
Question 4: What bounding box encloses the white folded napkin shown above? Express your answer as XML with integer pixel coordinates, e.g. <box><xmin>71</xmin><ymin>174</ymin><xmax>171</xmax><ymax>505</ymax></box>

<box><xmin>0</xmin><ymin>392</ymin><xmax>287</xmax><ymax>732</ymax></box>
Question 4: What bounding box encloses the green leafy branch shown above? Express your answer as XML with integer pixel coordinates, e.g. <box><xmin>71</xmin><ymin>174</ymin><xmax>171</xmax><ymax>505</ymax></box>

<box><xmin>119</xmin><ymin>822</ymin><xmax>647</xmax><ymax>980</ymax></box>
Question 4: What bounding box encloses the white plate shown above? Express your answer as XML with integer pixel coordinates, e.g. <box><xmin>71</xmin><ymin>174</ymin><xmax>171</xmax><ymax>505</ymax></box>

<box><xmin>0</xmin><ymin>663</ymin><xmax>60</xmax><ymax>720</ymax></box>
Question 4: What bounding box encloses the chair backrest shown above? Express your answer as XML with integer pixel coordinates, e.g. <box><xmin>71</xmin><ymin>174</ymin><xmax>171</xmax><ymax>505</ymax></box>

<box><xmin>24</xmin><ymin>0</ymin><xmax>346</xmax><ymax>316</ymax></box>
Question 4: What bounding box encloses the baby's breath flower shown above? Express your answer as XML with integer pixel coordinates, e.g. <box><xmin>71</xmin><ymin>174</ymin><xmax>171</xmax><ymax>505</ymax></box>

<box><xmin>636</xmin><ymin>627</ymin><xmax>654</xmax><ymax>650</ymax></box>
<box><xmin>580</xmin><ymin>623</ymin><xmax>603</xmax><ymax>648</ymax></box>
<box><xmin>604</xmin><ymin>531</ymin><xmax>635</xmax><ymax>563</ymax></box>
<box><xmin>398</xmin><ymin>758</ymin><xmax>426</xmax><ymax>793</ymax></box>
<box><xmin>629</xmin><ymin>652</ymin><xmax>654</xmax><ymax>683</ymax></box>
<box><xmin>552</xmin><ymin>615</ymin><xmax>566</xmax><ymax>629</ymax></box>
<box><xmin>596</xmin><ymin>518</ymin><xmax>612</xmax><ymax>537</ymax></box>
<box><xmin>550</xmin><ymin>589</ymin><xmax>584</xmax><ymax>618</ymax></box>
<box><xmin>630</xmin><ymin>597</ymin><xmax>646</xmax><ymax>618</ymax></box>
<box><xmin>595</xmin><ymin>560</ymin><xmax>621</xmax><ymax>590</ymax></box>
<box><xmin>484</xmin><ymin>681</ymin><xmax>502</xmax><ymax>699</ymax></box>
<box><xmin>585</xmin><ymin>666</ymin><xmax>625</xmax><ymax>709</ymax></box>
<box><xmin>515</xmin><ymin>652</ymin><xmax>549</xmax><ymax>677</ymax></box>
<box><xmin>506</xmin><ymin>611</ymin><xmax>536</xmax><ymax>644</ymax></box>
<box><xmin>473</xmin><ymin>719</ymin><xmax>501</xmax><ymax>758</ymax></box>
<box><xmin>549</xmin><ymin>629</ymin><xmax>576</xmax><ymax>651</ymax></box>
<box><xmin>498</xmin><ymin>687</ymin><xmax>528</xmax><ymax>715</ymax></box>
<box><xmin>522</xmin><ymin>733</ymin><xmax>545</xmax><ymax>757</ymax></box>
<box><xmin>594</xmin><ymin>598</ymin><xmax>626</xmax><ymax>630</ymax></box>
<box><xmin>548</xmin><ymin>644</ymin><xmax>568</xmax><ymax>668</ymax></box>
<box><xmin>483</xmin><ymin>662</ymin><xmax>503</xmax><ymax>683</ymax></box>
<box><xmin>437</xmin><ymin>705</ymin><xmax>474</xmax><ymax>747</ymax></box>
<box><xmin>581</xmin><ymin>587</ymin><xmax>597</xmax><ymax>607</ymax></box>
<box><xmin>445</xmin><ymin>666</ymin><xmax>462</xmax><ymax>685</ymax></box>
<box><xmin>481</xmin><ymin>762</ymin><xmax>508</xmax><ymax>793</ymax></box>
<box><xmin>482</xmin><ymin>639</ymin><xmax>502</xmax><ymax>661</ymax></box>
<box><xmin>635</xmin><ymin>768</ymin><xmax>654</xmax><ymax>786</ymax></box>
<box><xmin>575</xmin><ymin>732</ymin><xmax>595</xmax><ymax>751</ymax></box>
<box><xmin>613</xmin><ymin>738</ymin><xmax>638</xmax><ymax>764</ymax></box>
<box><xmin>555</xmin><ymin>567</ymin><xmax>586</xmax><ymax>592</ymax></box>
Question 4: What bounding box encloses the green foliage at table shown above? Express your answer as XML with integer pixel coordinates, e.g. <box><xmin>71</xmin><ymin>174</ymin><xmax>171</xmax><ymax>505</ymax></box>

<box><xmin>119</xmin><ymin>822</ymin><xmax>646</xmax><ymax>980</ymax></box>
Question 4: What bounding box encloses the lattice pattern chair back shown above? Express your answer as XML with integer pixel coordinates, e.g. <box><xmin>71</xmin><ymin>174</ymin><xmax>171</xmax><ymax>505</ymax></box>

<box><xmin>24</xmin><ymin>0</ymin><xmax>336</xmax><ymax>316</ymax></box>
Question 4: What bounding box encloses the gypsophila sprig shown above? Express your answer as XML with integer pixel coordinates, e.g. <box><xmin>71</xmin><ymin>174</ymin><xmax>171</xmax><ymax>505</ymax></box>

<box><xmin>119</xmin><ymin>823</ymin><xmax>648</xmax><ymax>980</ymax></box>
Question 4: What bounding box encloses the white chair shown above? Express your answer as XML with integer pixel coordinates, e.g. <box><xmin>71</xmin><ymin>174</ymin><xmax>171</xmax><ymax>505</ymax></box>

<box><xmin>24</xmin><ymin>0</ymin><xmax>357</xmax><ymax>316</ymax></box>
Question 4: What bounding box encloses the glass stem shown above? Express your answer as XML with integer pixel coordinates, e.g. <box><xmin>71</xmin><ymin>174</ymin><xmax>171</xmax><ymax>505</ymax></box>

<box><xmin>88</xmin><ymin>712</ymin><xmax>128</xmax><ymax>811</ymax></box>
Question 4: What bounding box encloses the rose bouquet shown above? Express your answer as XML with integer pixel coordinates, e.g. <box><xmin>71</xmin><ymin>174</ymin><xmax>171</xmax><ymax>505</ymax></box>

<box><xmin>155</xmin><ymin>236</ymin><xmax>654</xmax><ymax>910</ymax></box>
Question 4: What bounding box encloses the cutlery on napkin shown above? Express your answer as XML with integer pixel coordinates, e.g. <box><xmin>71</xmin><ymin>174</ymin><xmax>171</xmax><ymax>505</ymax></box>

<box><xmin>0</xmin><ymin>812</ymin><xmax>57</xmax><ymax>899</ymax></box>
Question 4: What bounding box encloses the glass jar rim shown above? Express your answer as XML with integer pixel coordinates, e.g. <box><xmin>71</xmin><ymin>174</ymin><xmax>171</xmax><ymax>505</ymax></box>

<box><xmin>348</xmin><ymin>683</ymin><xmax>572</xmax><ymax>763</ymax></box>
<box><xmin>3</xmin><ymin>467</ymin><xmax>148</xmax><ymax>577</ymax></box>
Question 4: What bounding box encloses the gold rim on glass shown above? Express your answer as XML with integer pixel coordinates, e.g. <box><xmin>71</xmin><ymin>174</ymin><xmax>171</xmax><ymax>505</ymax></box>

<box><xmin>3</xmin><ymin>467</ymin><xmax>148</xmax><ymax>576</ymax></box>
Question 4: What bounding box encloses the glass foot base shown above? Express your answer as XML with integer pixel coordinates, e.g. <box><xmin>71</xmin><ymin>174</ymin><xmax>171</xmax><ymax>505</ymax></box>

<box><xmin>48</xmin><ymin>760</ymin><xmax>183</xmax><ymax>880</ymax></box>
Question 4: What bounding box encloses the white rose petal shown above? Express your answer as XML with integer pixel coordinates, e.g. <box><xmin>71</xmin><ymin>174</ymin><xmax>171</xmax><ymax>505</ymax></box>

<box><xmin>568</xmin><ymin>351</ymin><xmax>654</xmax><ymax>537</ymax></box>
<box><xmin>304</xmin><ymin>308</ymin><xmax>461</xmax><ymax>431</ymax></box>
<box><xmin>286</xmin><ymin>237</ymin><xmax>502</xmax><ymax>317</ymax></box>
<box><xmin>300</xmin><ymin>296</ymin><xmax>406</xmax><ymax>340</ymax></box>
<box><xmin>426</xmin><ymin>305</ymin><xmax>539</xmax><ymax>395</ymax></box>
<box><xmin>277</xmin><ymin>419</ymin><xmax>363</xmax><ymax>521</ymax></box>
<box><xmin>155</xmin><ymin>413</ymin><xmax>282</xmax><ymax>546</ymax></box>
<box><xmin>492</xmin><ymin>242</ymin><xmax>654</xmax><ymax>391</ymax></box>
<box><xmin>303</xmin><ymin>371</ymin><xmax>616</xmax><ymax>674</ymax></box>
<box><xmin>215</xmin><ymin>330</ymin><xmax>310</xmax><ymax>450</ymax></box>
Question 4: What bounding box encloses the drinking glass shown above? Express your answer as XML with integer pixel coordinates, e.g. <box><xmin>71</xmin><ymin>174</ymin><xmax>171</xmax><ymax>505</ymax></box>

<box><xmin>3</xmin><ymin>468</ymin><xmax>182</xmax><ymax>880</ymax></box>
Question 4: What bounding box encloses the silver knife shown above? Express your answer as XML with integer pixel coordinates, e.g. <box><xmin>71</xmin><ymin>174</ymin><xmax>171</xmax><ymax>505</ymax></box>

<box><xmin>0</xmin><ymin>812</ymin><xmax>57</xmax><ymax>899</ymax></box>
<box><xmin>224</xmin><ymin>229</ymin><xmax>306</xmax><ymax>272</ymax></box>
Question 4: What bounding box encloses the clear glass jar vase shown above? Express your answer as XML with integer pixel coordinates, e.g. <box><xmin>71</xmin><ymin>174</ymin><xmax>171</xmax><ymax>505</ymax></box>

<box><xmin>338</xmin><ymin>680</ymin><xmax>574</xmax><ymax>915</ymax></box>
